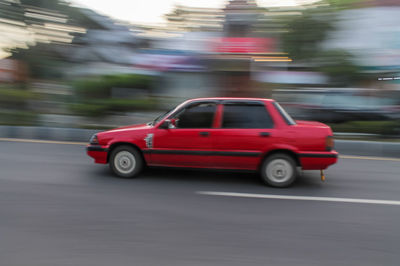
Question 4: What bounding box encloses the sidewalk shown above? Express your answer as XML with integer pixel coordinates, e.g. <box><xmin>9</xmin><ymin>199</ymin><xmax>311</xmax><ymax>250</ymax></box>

<box><xmin>0</xmin><ymin>125</ymin><xmax>399</xmax><ymax>158</ymax></box>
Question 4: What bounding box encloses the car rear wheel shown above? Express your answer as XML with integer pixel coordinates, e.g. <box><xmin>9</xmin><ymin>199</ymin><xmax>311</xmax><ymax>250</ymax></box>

<box><xmin>109</xmin><ymin>145</ymin><xmax>143</xmax><ymax>178</ymax></box>
<box><xmin>261</xmin><ymin>153</ymin><xmax>297</xmax><ymax>188</ymax></box>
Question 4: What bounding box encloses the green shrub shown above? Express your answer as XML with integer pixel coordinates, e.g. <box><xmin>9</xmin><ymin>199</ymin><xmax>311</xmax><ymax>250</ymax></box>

<box><xmin>73</xmin><ymin>79</ymin><xmax>109</xmax><ymax>99</ymax></box>
<box><xmin>103</xmin><ymin>74</ymin><xmax>152</xmax><ymax>89</ymax></box>
<box><xmin>98</xmin><ymin>98</ymin><xmax>157</xmax><ymax>112</ymax></box>
<box><xmin>69</xmin><ymin>103</ymin><xmax>108</xmax><ymax>117</ymax></box>
<box><xmin>0</xmin><ymin>87</ymin><xmax>40</xmax><ymax>110</ymax></box>
<box><xmin>330</xmin><ymin>121</ymin><xmax>400</xmax><ymax>136</ymax></box>
<box><xmin>70</xmin><ymin>98</ymin><xmax>158</xmax><ymax>117</ymax></box>
<box><xmin>71</xmin><ymin>74</ymin><xmax>156</xmax><ymax>117</ymax></box>
<box><xmin>0</xmin><ymin>111</ymin><xmax>38</xmax><ymax>126</ymax></box>
<box><xmin>0</xmin><ymin>87</ymin><xmax>38</xmax><ymax>101</ymax></box>
<box><xmin>73</xmin><ymin>74</ymin><xmax>153</xmax><ymax>100</ymax></box>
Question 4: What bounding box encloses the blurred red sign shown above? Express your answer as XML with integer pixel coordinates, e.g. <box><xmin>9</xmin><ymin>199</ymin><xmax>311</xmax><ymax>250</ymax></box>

<box><xmin>214</xmin><ymin>37</ymin><xmax>276</xmax><ymax>54</ymax></box>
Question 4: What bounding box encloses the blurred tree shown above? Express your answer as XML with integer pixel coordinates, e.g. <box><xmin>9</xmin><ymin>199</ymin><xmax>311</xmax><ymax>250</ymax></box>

<box><xmin>2</xmin><ymin>0</ymin><xmax>108</xmax><ymax>79</ymax></box>
<box><xmin>0</xmin><ymin>0</ymin><xmax>105</xmax><ymax>28</ymax></box>
<box><xmin>281</xmin><ymin>8</ymin><xmax>334</xmax><ymax>61</ymax></box>
<box><xmin>316</xmin><ymin>49</ymin><xmax>364</xmax><ymax>86</ymax></box>
<box><xmin>7</xmin><ymin>44</ymin><xmax>64</xmax><ymax>79</ymax></box>
<box><xmin>0</xmin><ymin>1</ymin><xmax>25</xmax><ymax>22</ymax></box>
<box><xmin>279</xmin><ymin>3</ymin><xmax>365</xmax><ymax>86</ymax></box>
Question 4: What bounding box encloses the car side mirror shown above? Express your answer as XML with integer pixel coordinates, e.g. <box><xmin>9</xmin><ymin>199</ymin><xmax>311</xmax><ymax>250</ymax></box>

<box><xmin>159</xmin><ymin>119</ymin><xmax>176</xmax><ymax>129</ymax></box>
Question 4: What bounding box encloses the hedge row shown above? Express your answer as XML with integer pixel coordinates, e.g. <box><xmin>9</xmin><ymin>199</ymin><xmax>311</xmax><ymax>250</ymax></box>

<box><xmin>330</xmin><ymin>120</ymin><xmax>400</xmax><ymax>136</ymax></box>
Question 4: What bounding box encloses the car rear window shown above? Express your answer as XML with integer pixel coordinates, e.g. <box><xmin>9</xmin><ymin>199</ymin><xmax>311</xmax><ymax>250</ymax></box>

<box><xmin>222</xmin><ymin>103</ymin><xmax>274</xmax><ymax>129</ymax></box>
<box><xmin>273</xmin><ymin>102</ymin><xmax>296</xmax><ymax>125</ymax></box>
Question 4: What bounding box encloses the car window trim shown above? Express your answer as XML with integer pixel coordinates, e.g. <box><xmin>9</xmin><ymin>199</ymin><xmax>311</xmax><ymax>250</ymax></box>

<box><xmin>221</xmin><ymin>100</ymin><xmax>264</xmax><ymax>106</ymax></box>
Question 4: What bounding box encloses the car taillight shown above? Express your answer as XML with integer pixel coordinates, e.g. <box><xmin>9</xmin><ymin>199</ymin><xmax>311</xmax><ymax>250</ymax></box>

<box><xmin>326</xmin><ymin>136</ymin><xmax>334</xmax><ymax>151</ymax></box>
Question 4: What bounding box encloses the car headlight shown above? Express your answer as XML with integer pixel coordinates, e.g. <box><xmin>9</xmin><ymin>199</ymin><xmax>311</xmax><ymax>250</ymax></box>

<box><xmin>89</xmin><ymin>134</ymin><xmax>99</xmax><ymax>145</ymax></box>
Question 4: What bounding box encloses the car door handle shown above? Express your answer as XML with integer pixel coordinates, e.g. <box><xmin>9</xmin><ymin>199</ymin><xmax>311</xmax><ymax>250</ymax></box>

<box><xmin>260</xmin><ymin>132</ymin><xmax>270</xmax><ymax>137</ymax></box>
<box><xmin>199</xmin><ymin>132</ymin><xmax>210</xmax><ymax>137</ymax></box>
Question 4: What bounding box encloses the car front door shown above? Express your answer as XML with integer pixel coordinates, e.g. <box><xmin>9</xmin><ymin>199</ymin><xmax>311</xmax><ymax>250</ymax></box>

<box><xmin>150</xmin><ymin>101</ymin><xmax>217</xmax><ymax>168</ymax></box>
<box><xmin>212</xmin><ymin>101</ymin><xmax>278</xmax><ymax>170</ymax></box>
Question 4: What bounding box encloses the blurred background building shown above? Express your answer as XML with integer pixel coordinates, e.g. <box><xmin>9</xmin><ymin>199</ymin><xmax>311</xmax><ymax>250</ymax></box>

<box><xmin>0</xmin><ymin>0</ymin><xmax>399</xmax><ymax>136</ymax></box>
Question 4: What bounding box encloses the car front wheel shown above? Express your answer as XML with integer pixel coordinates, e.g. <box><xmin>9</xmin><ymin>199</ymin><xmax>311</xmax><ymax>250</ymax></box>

<box><xmin>109</xmin><ymin>145</ymin><xmax>143</xmax><ymax>178</ymax></box>
<box><xmin>261</xmin><ymin>153</ymin><xmax>297</xmax><ymax>188</ymax></box>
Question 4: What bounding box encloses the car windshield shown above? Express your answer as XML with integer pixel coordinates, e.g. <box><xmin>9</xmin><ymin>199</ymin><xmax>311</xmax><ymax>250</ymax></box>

<box><xmin>149</xmin><ymin>107</ymin><xmax>176</xmax><ymax>126</ymax></box>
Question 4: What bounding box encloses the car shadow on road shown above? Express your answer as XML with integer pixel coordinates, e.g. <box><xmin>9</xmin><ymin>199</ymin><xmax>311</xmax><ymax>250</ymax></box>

<box><xmin>143</xmin><ymin>168</ymin><xmax>326</xmax><ymax>188</ymax></box>
<box><xmin>142</xmin><ymin>167</ymin><xmax>261</xmax><ymax>186</ymax></box>
<box><xmin>89</xmin><ymin>165</ymin><xmax>327</xmax><ymax>191</ymax></box>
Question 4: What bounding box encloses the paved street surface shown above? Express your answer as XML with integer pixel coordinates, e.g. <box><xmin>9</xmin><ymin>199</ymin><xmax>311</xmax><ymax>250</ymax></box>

<box><xmin>1</xmin><ymin>140</ymin><xmax>400</xmax><ymax>266</ymax></box>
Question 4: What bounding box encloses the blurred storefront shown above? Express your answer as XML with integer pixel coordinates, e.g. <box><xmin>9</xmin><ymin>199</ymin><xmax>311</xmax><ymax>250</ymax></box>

<box><xmin>211</xmin><ymin>0</ymin><xmax>280</xmax><ymax>97</ymax></box>
<box><xmin>143</xmin><ymin>0</ymin><xmax>288</xmax><ymax>98</ymax></box>
<box><xmin>133</xmin><ymin>0</ymin><xmax>285</xmax><ymax>101</ymax></box>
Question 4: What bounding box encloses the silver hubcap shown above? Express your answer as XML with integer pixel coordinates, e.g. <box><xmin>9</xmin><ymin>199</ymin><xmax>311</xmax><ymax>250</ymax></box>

<box><xmin>266</xmin><ymin>159</ymin><xmax>293</xmax><ymax>183</ymax></box>
<box><xmin>114</xmin><ymin>151</ymin><xmax>136</xmax><ymax>174</ymax></box>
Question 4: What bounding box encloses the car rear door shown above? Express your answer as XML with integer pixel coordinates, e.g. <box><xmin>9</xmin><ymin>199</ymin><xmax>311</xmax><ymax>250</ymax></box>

<box><xmin>211</xmin><ymin>101</ymin><xmax>278</xmax><ymax>170</ymax></box>
<box><xmin>150</xmin><ymin>101</ymin><xmax>217</xmax><ymax>168</ymax></box>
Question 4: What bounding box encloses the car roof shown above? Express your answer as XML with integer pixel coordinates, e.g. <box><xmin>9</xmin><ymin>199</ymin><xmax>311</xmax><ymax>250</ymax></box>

<box><xmin>186</xmin><ymin>97</ymin><xmax>275</xmax><ymax>103</ymax></box>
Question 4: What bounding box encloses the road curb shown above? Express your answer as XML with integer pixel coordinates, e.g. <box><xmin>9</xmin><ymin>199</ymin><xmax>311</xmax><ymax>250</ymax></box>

<box><xmin>0</xmin><ymin>126</ymin><xmax>399</xmax><ymax>158</ymax></box>
<box><xmin>334</xmin><ymin>139</ymin><xmax>400</xmax><ymax>158</ymax></box>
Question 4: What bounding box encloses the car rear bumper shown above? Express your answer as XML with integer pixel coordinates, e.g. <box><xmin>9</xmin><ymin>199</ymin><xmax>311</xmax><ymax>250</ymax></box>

<box><xmin>86</xmin><ymin>145</ymin><xmax>108</xmax><ymax>164</ymax></box>
<box><xmin>297</xmin><ymin>151</ymin><xmax>338</xmax><ymax>170</ymax></box>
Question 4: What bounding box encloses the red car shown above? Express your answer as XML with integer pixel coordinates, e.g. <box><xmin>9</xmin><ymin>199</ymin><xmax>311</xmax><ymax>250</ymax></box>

<box><xmin>87</xmin><ymin>98</ymin><xmax>338</xmax><ymax>187</ymax></box>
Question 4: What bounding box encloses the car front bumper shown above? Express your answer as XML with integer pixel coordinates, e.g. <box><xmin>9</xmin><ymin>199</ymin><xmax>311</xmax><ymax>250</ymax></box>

<box><xmin>87</xmin><ymin>145</ymin><xmax>108</xmax><ymax>164</ymax></box>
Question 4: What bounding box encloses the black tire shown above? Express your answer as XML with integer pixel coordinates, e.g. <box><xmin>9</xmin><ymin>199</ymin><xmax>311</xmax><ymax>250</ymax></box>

<box><xmin>260</xmin><ymin>153</ymin><xmax>297</xmax><ymax>188</ymax></box>
<box><xmin>109</xmin><ymin>145</ymin><xmax>144</xmax><ymax>178</ymax></box>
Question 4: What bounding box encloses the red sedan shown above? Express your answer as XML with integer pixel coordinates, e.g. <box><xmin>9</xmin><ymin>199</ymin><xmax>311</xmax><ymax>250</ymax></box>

<box><xmin>87</xmin><ymin>98</ymin><xmax>338</xmax><ymax>187</ymax></box>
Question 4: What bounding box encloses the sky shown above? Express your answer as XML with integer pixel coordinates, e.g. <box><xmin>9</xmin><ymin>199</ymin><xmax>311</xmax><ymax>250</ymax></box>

<box><xmin>70</xmin><ymin>0</ymin><xmax>309</xmax><ymax>25</ymax></box>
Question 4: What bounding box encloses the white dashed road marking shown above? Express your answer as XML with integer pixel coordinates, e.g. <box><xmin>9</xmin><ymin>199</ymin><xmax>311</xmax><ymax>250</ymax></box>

<box><xmin>197</xmin><ymin>191</ymin><xmax>400</xmax><ymax>206</ymax></box>
<box><xmin>340</xmin><ymin>155</ymin><xmax>400</xmax><ymax>162</ymax></box>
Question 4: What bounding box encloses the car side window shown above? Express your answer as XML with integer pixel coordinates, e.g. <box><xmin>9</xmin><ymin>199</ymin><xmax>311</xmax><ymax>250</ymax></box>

<box><xmin>173</xmin><ymin>102</ymin><xmax>216</xmax><ymax>129</ymax></box>
<box><xmin>222</xmin><ymin>103</ymin><xmax>274</xmax><ymax>129</ymax></box>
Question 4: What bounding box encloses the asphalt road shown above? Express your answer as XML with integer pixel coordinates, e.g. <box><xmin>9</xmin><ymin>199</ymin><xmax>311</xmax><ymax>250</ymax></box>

<box><xmin>1</xmin><ymin>140</ymin><xmax>400</xmax><ymax>266</ymax></box>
